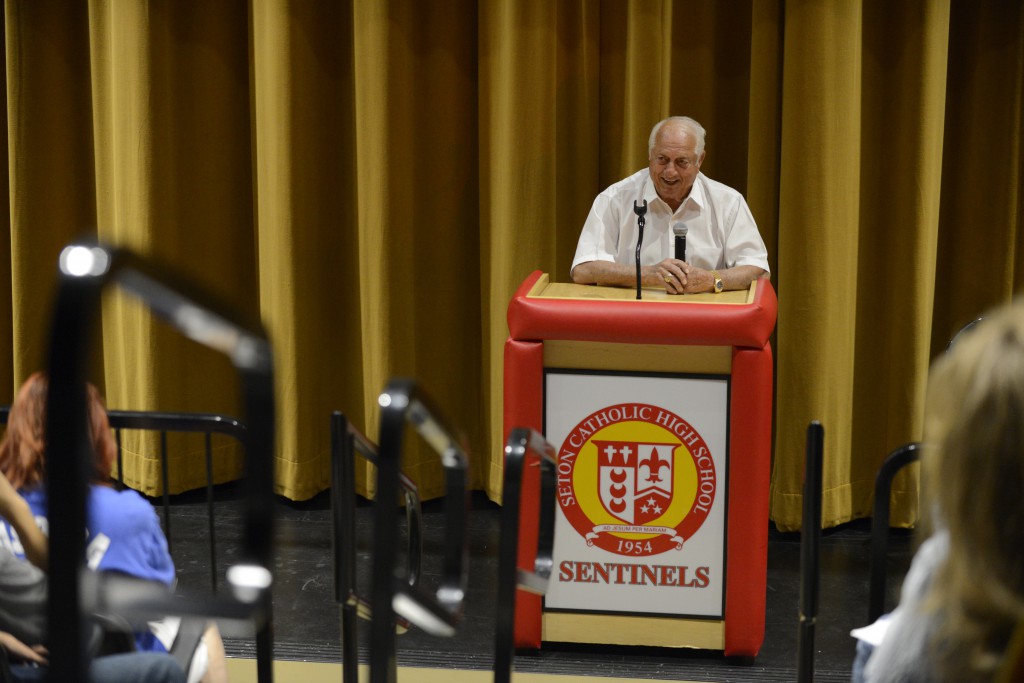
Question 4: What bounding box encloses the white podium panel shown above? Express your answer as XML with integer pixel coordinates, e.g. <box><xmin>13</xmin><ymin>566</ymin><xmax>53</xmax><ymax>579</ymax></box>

<box><xmin>544</xmin><ymin>370</ymin><xmax>729</xmax><ymax>619</ymax></box>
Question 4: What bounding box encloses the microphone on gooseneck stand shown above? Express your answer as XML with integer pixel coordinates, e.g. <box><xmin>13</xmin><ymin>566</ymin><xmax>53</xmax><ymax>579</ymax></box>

<box><xmin>673</xmin><ymin>221</ymin><xmax>688</xmax><ymax>262</ymax></box>
<box><xmin>633</xmin><ymin>199</ymin><xmax>648</xmax><ymax>300</ymax></box>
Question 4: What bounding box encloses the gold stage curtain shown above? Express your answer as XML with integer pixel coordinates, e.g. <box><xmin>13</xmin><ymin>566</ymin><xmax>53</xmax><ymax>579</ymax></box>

<box><xmin>2</xmin><ymin>1</ymin><xmax>1021</xmax><ymax>529</ymax></box>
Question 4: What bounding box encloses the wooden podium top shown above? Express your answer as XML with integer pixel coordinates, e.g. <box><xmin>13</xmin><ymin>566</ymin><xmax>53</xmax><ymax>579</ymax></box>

<box><xmin>526</xmin><ymin>272</ymin><xmax>755</xmax><ymax>305</ymax></box>
<box><xmin>507</xmin><ymin>271</ymin><xmax>777</xmax><ymax>348</ymax></box>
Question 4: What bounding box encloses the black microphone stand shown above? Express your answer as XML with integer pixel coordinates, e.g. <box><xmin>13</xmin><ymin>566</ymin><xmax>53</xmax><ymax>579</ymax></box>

<box><xmin>633</xmin><ymin>199</ymin><xmax>647</xmax><ymax>300</ymax></box>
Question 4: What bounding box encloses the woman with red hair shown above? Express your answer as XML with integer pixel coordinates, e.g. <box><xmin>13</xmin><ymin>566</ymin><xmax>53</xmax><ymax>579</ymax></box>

<box><xmin>0</xmin><ymin>373</ymin><xmax>174</xmax><ymax>593</ymax></box>
<box><xmin>0</xmin><ymin>371</ymin><xmax>118</xmax><ymax>492</ymax></box>
<box><xmin>0</xmin><ymin>373</ymin><xmax>225</xmax><ymax>683</ymax></box>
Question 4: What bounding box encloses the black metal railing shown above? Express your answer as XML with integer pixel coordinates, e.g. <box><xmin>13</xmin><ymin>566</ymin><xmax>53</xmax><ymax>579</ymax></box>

<box><xmin>369</xmin><ymin>378</ymin><xmax>470</xmax><ymax>683</ymax></box>
<box><xmin>868</xmin><ymin>442</ymin><xmax>921</xmax><ymax>623</ymax></box>
<box><xmin>493</xmin><ymin>427</ymin><xmax>557</xmax><ymax>683</ymax></box>
<box><xmin>40</xmin><ymin>242</ymin><xmax>276</xmax><ymax>682</ymax></box>
<box><xmin>331</xmin><ymin>410</ymin><xmax>423</xmax><ymax>683</ymax></box>
<box><xmin>798</xmin><ymin>421</ymin><xmax>824</xmax><ymax>683</ymax></box>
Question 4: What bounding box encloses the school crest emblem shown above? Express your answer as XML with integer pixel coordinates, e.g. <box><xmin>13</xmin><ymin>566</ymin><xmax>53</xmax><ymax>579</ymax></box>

<box><xmin>595</xmin><ymin>440</ymin><xmax>676</xmax><ymax>526</ymax></box>
<box><xmin>557</xmin><ymin>403</ymin><xmax>717</xmax><ymax>557</ymax></box>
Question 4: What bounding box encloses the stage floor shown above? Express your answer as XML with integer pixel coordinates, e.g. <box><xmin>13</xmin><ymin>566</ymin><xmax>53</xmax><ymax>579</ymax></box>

<box><xmin>166</xmin><ymin>485</ymin><xmax>914</xmax><ymax>683</ymax></box>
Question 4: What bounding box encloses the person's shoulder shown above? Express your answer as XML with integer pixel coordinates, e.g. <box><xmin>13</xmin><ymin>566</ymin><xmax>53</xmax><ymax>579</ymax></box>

<box><xmin>914</xmin><ymin>530</ymin><xmax>950</xmax><ymax>567</ymax></box>
<box><xmin>91</xmin><ymin>485</ymin><xmax>153</xmax><ymax>511</ymax></box>
<box><xmin>19</xmin><ymin>487</ymin><xmax>47</xmax><ymax>516</ymax></box>
<box><xmin>20</xmin><ymin>487</ymin><xmax>45</xmax><ymax>505</ymax></box>
<box><xmin>89</xmin><ymin>487</ymin><xmax>163</xmax><ymax>543</ymax></box>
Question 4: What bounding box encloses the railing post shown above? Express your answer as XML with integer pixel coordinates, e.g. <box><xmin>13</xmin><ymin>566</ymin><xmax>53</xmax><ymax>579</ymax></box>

<box><xmin>369</xmin><ymin>378</ymin><xmax>470</xmax><ymax>683</ymax></box>
<box><xmin>493</xmin><ymin>428</ymin><xmax>557</xmax><ymax>683</ymax></box>
<box><xmin>797</xmin><ymin>421</ymin><xmax>824</xmax><ymax>683</ymax></box>
<box><xmin>43</xmin><ymin>243</ymin><xmax>277</xmax><ymax>682</ymax></box>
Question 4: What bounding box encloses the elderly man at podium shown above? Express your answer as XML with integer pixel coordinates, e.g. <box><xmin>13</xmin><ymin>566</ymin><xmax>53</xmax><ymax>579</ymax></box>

<box><xmin>571</xmin><ymin>116</ymin><xmax>769</xmax><ymax>295</ymax></box>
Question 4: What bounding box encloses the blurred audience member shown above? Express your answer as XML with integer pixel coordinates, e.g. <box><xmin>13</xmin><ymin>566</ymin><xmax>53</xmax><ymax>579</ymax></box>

<box><xmin>855</xmin><ymin>300</ymin><xmax>1024</xmax><ymax>682</ymax></box>
<box><xmin>0</xmin><ymin>373</ymin><xmax>224</xmax><ymax>683</ymax></box>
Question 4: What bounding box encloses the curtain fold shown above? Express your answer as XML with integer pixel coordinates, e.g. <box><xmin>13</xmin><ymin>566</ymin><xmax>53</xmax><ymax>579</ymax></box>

<box><xmin>770</xmin><ymin>0</ymin><xmax>954</xmax><ymax>530</ymax></box>
<box><xmin>931</xmin><ymin>1</ymin><xmax>1024</xmax><ymax>350</ymax></box>
<box><xmin>480</xmin><ymin>1</ymin><xmax>603</xmax><ymax>495</ymax></box>
<box><xmin>0</xmin><ymin>10</ymin><xmax>8</xmax><ymax>394</ymax></box>
<box><xmin>667</xmin><ymin>2</ymin><xmax>754</xmax><ymax>196</ymax></box>
<box><xmin>353</xmin><ymin>0</ymin><xmax>485</xmax><ymax>498</ymax></box>
<box><xmin>746</xmin><ymin>0</ymin><xmax>783</xmax><ymax>280</ymax></box>
<box><xmin>480</xmin><ymin>0</ymin><xmax>556</xmax><ymax>495</ymax></box>
<box><xmin>771</xmin><ymin>0</ymin><xmax>866</xmax><ymax>529</ymax></box>
<box><xmin>618</xmin><ymin>1</ymin><xmax>672</xmax><ymax>173</ymax></box>
<box><xmin>2</xmin><ymin>0</ymin><xmax>1021</xmax><ymax>530</ymax></box>
<box><xmin>5</xmin><ymin>2</ymin><xmax>97</xmax><ymax>383</ymax></box>
<box><xmin>848</xmin><ymin>0</ymin><xmax>949</xmax><ymax>528</ymax></box>
<box><xmin>251</xmin><ymin>0</ymin><xmax>359</xmax><ymax>499</ymax></box>
<box><xmin>88</xmin><ymin>1</ymin><xmax>255</xmax><ymax>493</ymax></box>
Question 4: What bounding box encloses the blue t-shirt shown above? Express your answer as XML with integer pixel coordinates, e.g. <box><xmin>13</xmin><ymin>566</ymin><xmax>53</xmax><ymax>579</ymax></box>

<box><xmin>0</xmin><ymin>485</ymin><xmax>176</xmax><ymax>652</ymax></box>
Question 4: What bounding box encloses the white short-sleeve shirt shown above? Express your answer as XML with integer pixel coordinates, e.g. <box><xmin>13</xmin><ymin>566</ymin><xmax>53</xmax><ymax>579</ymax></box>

<box><xmin>570</xmin><ymin>169</ymin><xmax>770</xmax><ymax>277</ymax></box>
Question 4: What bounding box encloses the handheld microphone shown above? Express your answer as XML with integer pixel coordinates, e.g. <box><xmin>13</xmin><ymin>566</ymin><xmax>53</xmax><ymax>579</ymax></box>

<box><xmin>673</xmin><ymin>221</ymin><xmax>688</xmax><ymax>262</ymax></box>
<box><xmin>633</xmin><ymin>200</ymin><xmax>648</xmax><ymax>300</ymax></box>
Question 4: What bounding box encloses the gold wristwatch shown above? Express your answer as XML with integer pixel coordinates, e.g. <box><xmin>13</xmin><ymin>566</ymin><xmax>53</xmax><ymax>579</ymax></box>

<box><xmin>711</xmin><ymin>270</ymin><xmax>724</xmax><ymax>293</ymax></box>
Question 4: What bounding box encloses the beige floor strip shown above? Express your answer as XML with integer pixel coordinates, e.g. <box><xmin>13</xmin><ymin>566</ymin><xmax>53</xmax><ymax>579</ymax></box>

<box><xmin>226</xmin><ymin>657</ymin><xmax>704</xmax><ymax>682</ymax></box>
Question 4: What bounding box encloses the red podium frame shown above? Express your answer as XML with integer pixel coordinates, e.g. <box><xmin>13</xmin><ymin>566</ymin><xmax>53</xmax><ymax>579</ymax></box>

<box><xmin>503</xmin><ymin>271</ymin><xmax>777</xmax><ymax>657</ymax></box>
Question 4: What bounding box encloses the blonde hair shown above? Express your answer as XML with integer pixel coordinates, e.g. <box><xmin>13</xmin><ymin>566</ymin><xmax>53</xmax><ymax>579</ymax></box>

<box><xmin>923</xmin><ymin>300</ymin><xmax>1024</xmax><ymax>679</ymax></box>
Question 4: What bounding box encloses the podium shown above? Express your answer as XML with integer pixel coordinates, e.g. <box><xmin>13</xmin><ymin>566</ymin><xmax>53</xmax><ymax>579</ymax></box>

<box><xmin>503</xmin><ymin>271</ymin><xmax>777</xmax><ymax>657</ymax></box>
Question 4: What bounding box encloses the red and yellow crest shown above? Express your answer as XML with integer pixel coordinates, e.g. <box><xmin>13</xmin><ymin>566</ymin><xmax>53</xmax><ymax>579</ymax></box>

<box><xmin>557</xmin><ymin>402</ymin><xmax>717</xmax><ymax>557</ymax></box>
